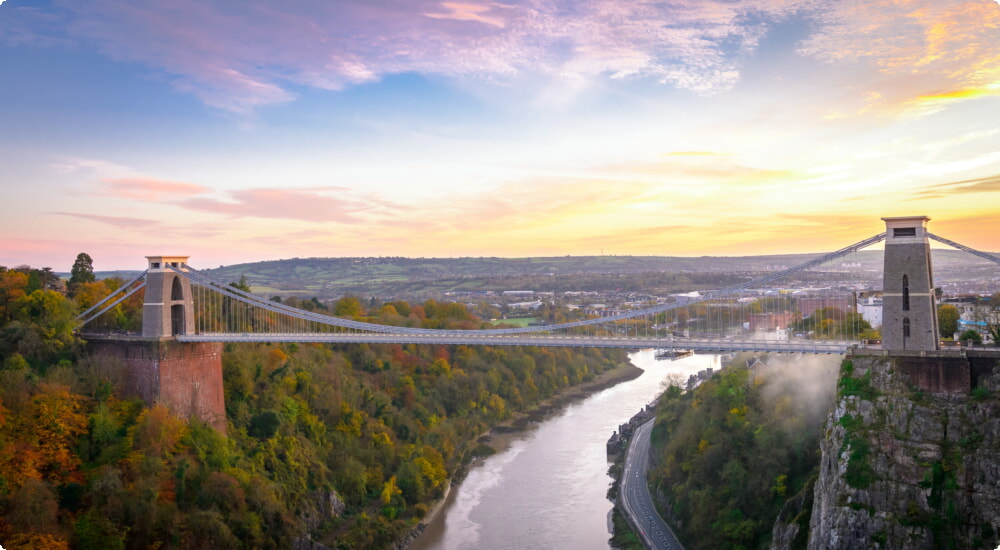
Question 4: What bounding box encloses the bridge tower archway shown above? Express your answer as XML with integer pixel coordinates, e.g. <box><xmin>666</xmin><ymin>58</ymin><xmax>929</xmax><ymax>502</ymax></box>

<box><xmin>142</xmin><ymin>256</ymin><xmax>195</xmax><ymax>338</ymax></box>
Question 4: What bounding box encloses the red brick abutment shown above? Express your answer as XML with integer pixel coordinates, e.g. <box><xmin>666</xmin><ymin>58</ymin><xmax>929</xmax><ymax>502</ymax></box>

<box><xmin>85</xmin><ymin>336</ymin><xmax>226</xmax><ymax>434</ymax></box>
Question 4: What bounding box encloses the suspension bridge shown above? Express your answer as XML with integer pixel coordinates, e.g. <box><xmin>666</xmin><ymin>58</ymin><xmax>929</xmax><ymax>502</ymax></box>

<box><xmin>77</xmin><ymin>217</ymin><xmax>1000</xmax><ymax>355</ymax></box>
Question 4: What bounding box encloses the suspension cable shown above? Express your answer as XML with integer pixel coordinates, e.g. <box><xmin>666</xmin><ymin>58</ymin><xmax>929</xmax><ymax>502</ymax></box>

<box><xmin>77</xmin><ymin>282</ymin><xmax>147</xmax><ymax>327</ymax></box>
<box><xmin>173</xmin><ymin>231</ymin><xmax>889</xmax><ymax>338</ymax></box>
<box><xmin>76</xmin><ymin>270</ymin><xmax>147</xmax><ymax>321</ymax></box>
<box><xmin>928</xmin><ymin>233</ymin><xmax>1000</xmax><ymax>266</ymax></box>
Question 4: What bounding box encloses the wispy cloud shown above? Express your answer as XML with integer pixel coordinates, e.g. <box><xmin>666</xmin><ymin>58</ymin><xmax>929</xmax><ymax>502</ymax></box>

<box><xmin>799</xmin><ymin>0</ymin><xmax>1000</xmax><ymax>116</ymax></box>
<box><xmin>49</xmin><ymin>212</ymin><xmax>160</xmax><ymax>229</ymax></box>
<box><xmin>177</xmin><ymin>187</ymin><xmax>391</xmax><ymax>224</ymax></box>
<box><xmin>903</xmin><ymin>85</ymin><xmax>1000</xmax><ymax>116</ymax></box>
<box><xmin>912</xmin><ymin>173</ymin><xmax>1000</xmax><ymax>200</ymax></box>
<box><xmin>99</xmin><ymin>178</ymin><xmax>211</xmax><ymax>201</ymax></box>
<box><xmin>424</xmin><ymin>3</ymin><xmax>508</xmax><ymax>28</ymax></box>
<box><xmin>5</xmin><ymin>0</ymin><xmax>815</xmax><ymax>111</ymax></box>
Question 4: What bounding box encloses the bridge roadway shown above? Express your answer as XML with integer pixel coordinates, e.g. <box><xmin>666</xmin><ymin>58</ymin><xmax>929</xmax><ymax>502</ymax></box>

<box><xmin>176</xmin><ymin>332</ymin><xmax>856</xmax><ymax>353</ymax></box>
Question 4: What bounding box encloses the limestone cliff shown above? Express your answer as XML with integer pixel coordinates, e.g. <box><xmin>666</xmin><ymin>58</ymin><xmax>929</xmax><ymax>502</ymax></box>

<box><xmin>791</xmin><ymin>352</ymin><xmax>1000</xmax><ymax>550</ymax></box>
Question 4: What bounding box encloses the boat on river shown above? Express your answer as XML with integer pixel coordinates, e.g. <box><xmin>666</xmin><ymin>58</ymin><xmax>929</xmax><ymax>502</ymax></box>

<box><xmin>654</xmin><ymin>348</ymin><xmax>693</xmax><ymax>360</ymax></box>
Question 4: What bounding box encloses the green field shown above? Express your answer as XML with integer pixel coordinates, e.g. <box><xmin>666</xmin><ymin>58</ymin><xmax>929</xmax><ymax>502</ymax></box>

<box><xmin>490</xmin><ymin>317</ymin><xmax>538</xmax><ymax>327</ymax></box>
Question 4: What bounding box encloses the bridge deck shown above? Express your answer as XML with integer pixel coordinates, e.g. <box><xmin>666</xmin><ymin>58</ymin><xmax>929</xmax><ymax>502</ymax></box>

<box><xmin>172</xmin><ymin>333</ymin><xmax>856</xmax><ymax>353</ymax></box>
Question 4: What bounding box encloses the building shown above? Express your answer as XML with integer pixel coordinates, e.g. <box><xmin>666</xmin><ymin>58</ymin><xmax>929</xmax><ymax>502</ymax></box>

<box><xmin>857</xmin><ymin>292</ymin><xmax>883</xmax><ymax>328</ymax></box>
<box><xmin>797</xmin><ymin>296</ymin><xmax>852</xmax><ymax>318</ymax></box>
<box><xmin>748</xmin><ymin>312</ymin><xmax>797</xmax><ymax>331</ymax></box>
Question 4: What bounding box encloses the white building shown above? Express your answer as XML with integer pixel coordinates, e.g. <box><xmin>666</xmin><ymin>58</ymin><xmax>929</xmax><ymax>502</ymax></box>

<box><xmin>857</xmin><ymin>293</ymin><xmax>883</xmax><ymax>329</ymax></box>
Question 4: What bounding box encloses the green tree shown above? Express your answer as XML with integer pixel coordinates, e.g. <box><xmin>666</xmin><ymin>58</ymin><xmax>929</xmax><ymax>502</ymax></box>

<box><xmin>68</xmin><ymin>253</ymin><xmax>95</xmax><ymax>296</ymax></box>
<box><xmin>937</xmin><ymin>304</ymin><xmax>960</xmax><ymax>339</ymax></box>
<box><xmin>958</xmin><ymin>329</ymin><xmax>982</xmax><ymax>344</ymax></box>
<box><xmin>4</xmin><ymin>289</ymin><xmax>79</xmax><ymax>365</ymax></box>
<box><xmin>334</xmin><ymin>296</ymin><xmax>364</xmax><ymax>317</ymax></box>
<box><xmin>229</xmin><ymin>275</ymin><xmax>251</xmax><ymax>292</ymax></box>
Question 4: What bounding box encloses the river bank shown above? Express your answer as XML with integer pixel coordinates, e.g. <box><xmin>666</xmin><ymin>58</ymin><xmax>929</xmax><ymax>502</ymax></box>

<box><xmin>476</xmin><ymin>361</ymin><xmax>645</xmax><ymax>455</ymax></box>
<box><xmin>407</xmin><ymin>351</ymin><xmax>719</xmax><ymax>550</ymax></box>
<box><xmin>400</xmin><ymin>360</ymin><xmax>644</xmax><ymax>549</ymax></box>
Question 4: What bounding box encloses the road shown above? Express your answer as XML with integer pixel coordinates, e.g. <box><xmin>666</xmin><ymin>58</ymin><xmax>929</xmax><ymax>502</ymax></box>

<box><xmin>171</xmin><ymin>332</ymin><xmax>854</xmax><ymax>354</ymax></box>
<box><xmin>619</xmin><ymin>419</ymin><xmax>685</xmax><ymax>550</ymax></box>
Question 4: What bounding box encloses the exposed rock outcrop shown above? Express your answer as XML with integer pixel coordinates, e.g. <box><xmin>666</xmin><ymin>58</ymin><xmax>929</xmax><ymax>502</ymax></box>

<box><xmin>300</xmin><ymin>489</ymin><xmax>347</xmax><ymax>532</ymax></box>
<box><xmin>798</xmin><ymin>353</ymin><xmax>1000</xmax><ymax>550</ymax></box>
<box><xmin>292</xmin><ymin>489</ymin><xmax>346</xmax><ymax>550</ymax></box>
<box><xmin>771</xmin><ymin>477</ymin><xmax>815</xmax><ymax>550</ymax></box>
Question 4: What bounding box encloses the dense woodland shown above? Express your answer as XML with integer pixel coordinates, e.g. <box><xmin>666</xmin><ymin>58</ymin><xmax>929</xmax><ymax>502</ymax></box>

<box><xmin>648</xmin><ymin>355</ymin><xmax>840</xmax><ymax>550</ymax></box>
<box><xmin>0</xmin><ymin>260</ymin><xmax>626</xmax><ymax>549</ymax></box>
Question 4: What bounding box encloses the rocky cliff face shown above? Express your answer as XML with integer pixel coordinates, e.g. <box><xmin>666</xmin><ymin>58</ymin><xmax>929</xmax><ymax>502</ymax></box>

<box><xmin>796</xmin><ymin>353</ymin><xmax>1000</xmax><ymax>550</ymax></box>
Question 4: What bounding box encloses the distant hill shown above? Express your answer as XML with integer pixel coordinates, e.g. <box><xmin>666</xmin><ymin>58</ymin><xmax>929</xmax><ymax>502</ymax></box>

<box><xmin>81</xmin><ymin>248</ymin><xmax>993</xmax><ymax>300</ymax></box>
<box><xmin>200</xmin><ymin>253</ymin><xmax>834</xmax><ymax>298</ymax></box>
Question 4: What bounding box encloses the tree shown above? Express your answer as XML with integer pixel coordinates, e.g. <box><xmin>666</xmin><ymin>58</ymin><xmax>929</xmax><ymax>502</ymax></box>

<box><xmin>0</xmin><ymin>270</ymin><xmax>28</xmax><ymax>322</ymax></box>
<box><xmin>230</xmin><ymin>275</ymin><xmax>251</xmax><ymax>292</ymax></box>
<box><xmin>38</xmin><ymin>267</ymin><xmax>60</xmax><ymax>291</ymax></box>
<box><xmin>3</xmin><ymin>289</ymin><xmax>79</xmax><ymax>365</ymax></box>
<box><xmin>971</xmin><ymin>294</ymin><xmax>1000</xmax><ymax>347</ymax></box>
<box><xmin>334</xmin><ymin>296</ymin><xmax>364</xmax><ymax>318</ymax></box>
<box><xmin>68</xmin><ymin>253</ymin><xmax>95</xmax><ymax>296</ymax></box>
<box><xmin>959</xmin><ymin>329</ymin><xmax>982</xmax><ymax>345</ymax></box>
<box><xmin>937</xmin><ymin>304</ymin><xmax>960</xmax><ymax>339</ymax></box>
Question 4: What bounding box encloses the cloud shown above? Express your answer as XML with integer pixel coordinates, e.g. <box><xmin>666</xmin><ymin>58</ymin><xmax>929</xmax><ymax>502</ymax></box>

<box><xmin>8</xmin><ymin>0</ymin><xmax>813</xmax><ymax>111</ymax></box>
<box><xmin>75</xmin><ymin>168</ymin><xmax>396</xmax><ymax>224</ymax></box>
<box><xmin>53</xmin><ymin>158</ymin><xmax>134</xmax><ymax>177</ymax></box>
<box><xmin>49</xmin><ymin>212</ymin><xmax>160</xmax><ymax>229</ymax></box>
<box><xmin>176</xmin><ymin>187</ymin><xmax>388</xmax><ymax>224</ymax></box>
<box><xmin>799</xmin><ymin>0</ymin><xmax>1000</xmax><ymax>115</ymax></box>
<box><xmin>902</xmin><ymin>86</ymin><xmax>1000</xmax><ymax>116</ymax></box>
<box><xmin>423</xmin><ymin>3</ymin><xmax>507</xmax><ymax>28</ymax></box>
<box><xmin>613</xmin><ymin>155</ymin><xmax>794</xmax><ymax>183</ymax></box>
<box><xmin>99</xmin><ymin>178</ymin><xmax>211</xmax><ymax>201</ymax></box>
<box><xmin>6</xmin><ymin>0</ymin><xmax>996</xmax><ymax>116</ymax></box>
<box><xmin>419</xmin><ymin>174</ymin><xmax>661</xmax><ymax>231</ymax></box>
<box><xmin>912</xmin><ymin>173</ymin><xmax>1000</xmax><ymax>200</ymax></box>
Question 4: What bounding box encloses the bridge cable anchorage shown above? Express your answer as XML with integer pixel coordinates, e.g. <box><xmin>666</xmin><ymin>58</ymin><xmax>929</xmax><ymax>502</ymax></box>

<box><xmin>75</xmin><ymin>270</ymin><xmax>148</xmax><ymax>321</ymax></box>
<box><xmin>173</xmin><ymin>231</ymin><xmax>886</xmax><ymax>346</ymax></box>
<box><xmin>928</xmin><ymin>233</ymin><xmax>1000</xmax><ymax>266</ymax></box>
<box><xmin>76</xmin><ymin>280</ymin><xmax>147</xmax><ymax>327</ymax></box>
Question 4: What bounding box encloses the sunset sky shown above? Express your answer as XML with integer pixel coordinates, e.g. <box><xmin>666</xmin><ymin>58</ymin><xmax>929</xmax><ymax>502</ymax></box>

<box><xmin>1</xmin><ymin>0</ymin><xmax>999</xmax><ymax>271</ymax></box>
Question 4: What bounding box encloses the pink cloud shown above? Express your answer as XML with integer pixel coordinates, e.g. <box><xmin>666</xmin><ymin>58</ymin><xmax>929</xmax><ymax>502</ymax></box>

<box><xmin>9</xmin><ymin>0</ymin><xmax>814</xmax><ymax>111</ymax></box>
<box><xmin>177</xmin><ymin>187</ymin><xmax>383</xmax><ymax>223</ymax></box>
<box><xmin>99</xmin><ymin>177</ymin><xmax>211</xmax><ymax>201</ymax></box>
<box><xmin>49</xmin><ymin>212</ymin><xmax>160</xmax><ymax>229</ymax></box>
<box><xmin>424</xmin><ymin>3</ymin><xmax>507</xmax><ymax>28</ymax></box>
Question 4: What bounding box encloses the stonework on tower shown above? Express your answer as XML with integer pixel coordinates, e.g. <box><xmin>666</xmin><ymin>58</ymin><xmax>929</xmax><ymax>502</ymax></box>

<box><xmin>142</xmin><ymin>256</ymin><xmax>195</xmax><ymax>338</ymax></box>
<box><xmin>880</xmin><ymin>217</ymin><xmax>940</xmax><ymax>351</ymax></box>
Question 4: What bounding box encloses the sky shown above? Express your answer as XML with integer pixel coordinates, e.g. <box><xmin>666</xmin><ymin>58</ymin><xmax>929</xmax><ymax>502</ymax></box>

<box><xmin>1</xmin><ymin>0</ymin><xmax>999</xmax><ymax>271</ymax></box>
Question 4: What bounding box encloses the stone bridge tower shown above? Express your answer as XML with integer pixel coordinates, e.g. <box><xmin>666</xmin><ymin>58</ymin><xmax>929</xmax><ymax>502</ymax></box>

<box><xmin>142</xmin><ymin>256</ymin><xmax>195</xmax><ymax>338</ymax></box>
<box><xmin>88</xmin><ymin>256</ymin><xmax>225</xmax><ymax>433</ymax></box>
<box><xmin>880</xmin><ymin>216</ymin><xmax>940</xmax><ymax>351</ymax></box>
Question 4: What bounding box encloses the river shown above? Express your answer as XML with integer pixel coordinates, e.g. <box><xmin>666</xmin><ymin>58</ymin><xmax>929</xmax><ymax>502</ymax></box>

<box><xmin>410</xmin><ymin>349</ymin><xmax>720</xmax><ymax>550</ymax></box>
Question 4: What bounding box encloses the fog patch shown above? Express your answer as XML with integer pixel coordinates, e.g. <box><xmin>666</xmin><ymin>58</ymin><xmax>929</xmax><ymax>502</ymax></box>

<box><xmin>751</xmin><ymin>353</ymin><xmax>841</xmax><ymax>430</ymax></box>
